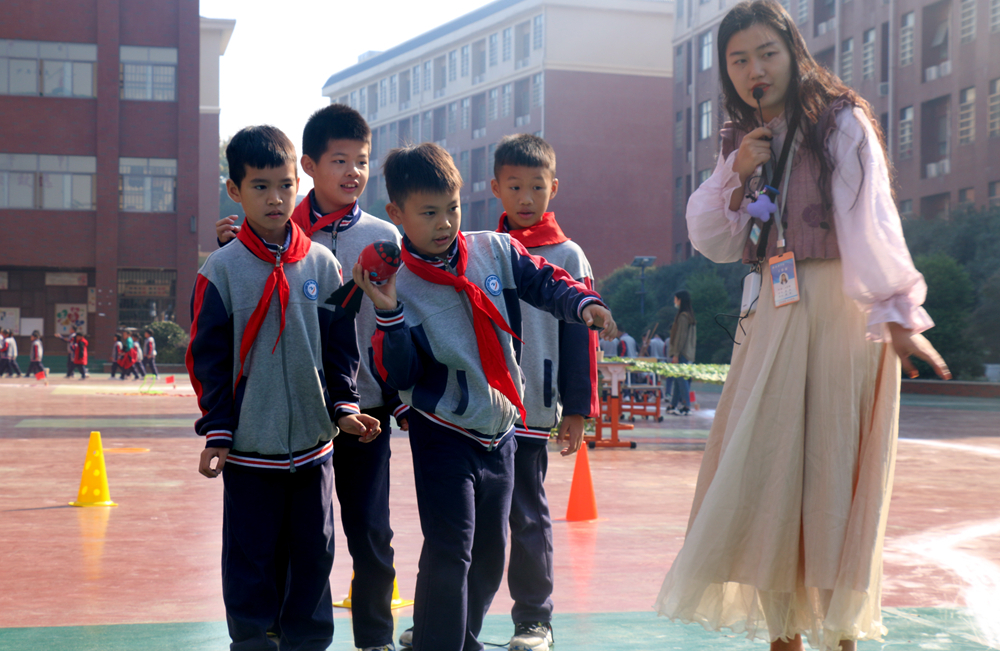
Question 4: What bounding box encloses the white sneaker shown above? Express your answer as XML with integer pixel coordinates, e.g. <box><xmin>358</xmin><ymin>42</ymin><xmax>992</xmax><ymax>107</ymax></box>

<box><xmin>398</xmin><ymin>628</ymin><xmax>413</xmax><ymax>649</ymax></box>
<box><xmin>362</xmin><ymin>645</ymin><xmax>395</xmax><ymax>651</ymax></box>
<box><xmin>509</xmin><ymin>622</ymin><xmax>553</xmax><ymax>651</ymax></box>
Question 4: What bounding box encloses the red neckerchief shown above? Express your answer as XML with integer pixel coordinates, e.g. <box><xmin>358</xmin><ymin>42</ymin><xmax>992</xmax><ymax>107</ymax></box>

<box><xmin>235</xmin><ymin>222</ymin><xmax>311</xmax><ymax>389</ymax></box>
<box><xmin>400</xmin><ymin>232</ymin><xmax>527</xmax><ymax>425</ymax></box>
<box><xmin>290</xmin><ymin>193</ymin><xmax>356</xmax><ymax>237</ymax></box>
<box><xmin>496</xmin><ymin>212</ymin><xmax>568</xmax><ymax>248</ymax></box>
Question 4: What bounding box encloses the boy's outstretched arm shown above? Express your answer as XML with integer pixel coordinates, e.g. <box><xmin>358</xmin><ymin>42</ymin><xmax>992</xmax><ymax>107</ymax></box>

<box><xmin>509</xmin><ymin>239</ymin><xmax>618</xmax><ymax>339</ymax></box>
<box><xmin>187</xmin><ymin>274</ymin><xmax>237</xmax><ymax>476</ymax></box>
<box><xmin>353</xmin><ymin>263</ymin><xmax>427</xmax><ymax>392</ymax></box>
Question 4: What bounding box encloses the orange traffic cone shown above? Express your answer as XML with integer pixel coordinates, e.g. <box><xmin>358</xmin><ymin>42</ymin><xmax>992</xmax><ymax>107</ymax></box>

<box><xmin>70</xmin><ymin>431</ymin><xmax>118</xmax><ymax>507</ymax></box>
<box><xmin>333</xmin><ymin>572</ymin><xmax>414</xmax><ymax>609</ymax></box>
<box><xmin>690</xmin><ymin>390</ymin><xmax>700</xmax><ymax>411</ymax></box>
<box><xmin>565</xmin><ymin>443</ymin><xmax>598</xmax><ymax>521</ymax></box>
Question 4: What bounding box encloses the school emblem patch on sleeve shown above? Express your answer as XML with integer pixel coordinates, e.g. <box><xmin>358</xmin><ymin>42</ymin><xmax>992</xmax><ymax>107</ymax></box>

<box><xmin>303</xmin><ymin>280</ymin><xmax>319</xmax><ymax>300</ymax></box>
<box><xmin>484</xmin><ymin>274</ymin><xmax>502</xmax><ymax>296</ymax></box>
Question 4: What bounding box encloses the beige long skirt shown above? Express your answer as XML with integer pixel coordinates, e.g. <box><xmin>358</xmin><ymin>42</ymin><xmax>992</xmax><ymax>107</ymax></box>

<box><xmin>654</xmin><ymin>259</ymin><xmax>901</xmax><ymax>650</ymax></box>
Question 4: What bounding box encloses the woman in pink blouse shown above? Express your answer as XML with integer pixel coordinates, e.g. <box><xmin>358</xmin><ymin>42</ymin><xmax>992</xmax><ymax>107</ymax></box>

<box><xmin>655</xmin><ymin>2</ymin><xmax>950</xmax><ymax>651</ymax></box>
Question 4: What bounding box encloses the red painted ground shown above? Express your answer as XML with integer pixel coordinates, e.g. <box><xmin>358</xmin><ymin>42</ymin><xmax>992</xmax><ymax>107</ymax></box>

<box><xmin>1</xmin><ymin>377</ymin><xmax>998</xmax><ymax>630</ymax></box>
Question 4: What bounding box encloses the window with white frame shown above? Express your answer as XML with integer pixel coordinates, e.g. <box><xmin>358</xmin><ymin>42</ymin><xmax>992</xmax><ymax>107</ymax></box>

<box><xmin>862</xmin><ymin>29</ymin><xmax>876</xmax><ymax>80</ymax></box>
<box><xmin>501</xmin><ymin>83</ymin><xmax>512</xmax><ymax>118</ymax></box>
<box><xmin>698</xmin><ymin>100</ymin><xmax>712</xmax><ymax>140</ymax></box>
<box><xmin>959</xmin><ymin>87</ymin><xmax>975</xmax><ymax>144</ymax></box>
<box><xmin>992</xmin><ymin>0</ymin><xmax>1000</xmax><ymax>33</ymax></box>
<box><xmin>697</xmin><ymin>169</ymin><xmax>711</xmax><ymax>187</ymax></box>
<box><xmin>900</xmin><ymin>12</ymin><xmax>915</xmax><ymax>67</ymax></box>
<box><xmin>988</xmin><ymin>181</ymin><xmax>1000</xmax><ymax>206</ymax></box>
<box><xmin>503</xmin><ymin>28</ymin><xmax>512</xmax><ymax>62</ymax></box>
<box><xmin>532</xmin><ymin>73</ymin><xmax>543</xmax><ymax>108</ymax></box>
<box><xmin>533</xmin><ymin>15</ymin><xmax>544</xmax><ymax>49</ymax></box>
<box><xmin>0</xmin><ymin>39</ymin><xmax>97</xmax><ymax>97</ymax></box>
<box><xmin>675</xmin><ymin>111</ymin><xmax>684</xmax><ymax>148</ymax></box>
<box><xmin>899</xmin><ymin>198</ymin><xmax>914</xmax><ymax>217</ymax></box>
<box><xmin>120</xmin><ymin>46</ymin><xmax>176</xmax><ymax>101</ymax></box>
<box><xmin>119</xmin><ymin>158</ymin><xmax>176</xmax><ymax>212</ymax></box>
<box><xmin>461</xmin><ymin>98</ymin><xmax>471</xmax><ymax>130</ymax></box>
<box><xmin>461</xmin><ymin>45</ymin><xmax>470</xmax><ymax>77</ymax></box>
<box><xmin>0</xmin><ymin>154</ymin><xmax>96</xmax><ymax>210</ymax></box>
<box><xmin>958</xmin><ymin>187</ymin><xmax>974</xmax><ymax>205</ymax></box>
<box><xmin>989</xmin><ymin>78</ymin><xmax>1000</xmax><ymax>138</ymax></box>
<box><xmin>798</xmin><ymin>0</ymin><xmax>808</xmax><ymax>25</ymax></box>
<box><xmin>699</xmin><ymin>31</ymin><xmax>713</xmax><ymax>71</ymax></box>
<box><xmin>379</xmin><ymin>78</ymin><xmax>388</xmax><ymax>107</ymax></box>
<box><xmin>412</xmin><ymin>65</ymin><xmax>420</xmax><ymax>95</ymax></box>
<box><xmin>960</xmin><ymin>0</ymin><xmax>977</xmax><ymax>42</ymax></box>
<box><xmin>359</xmin><ymin>87</ymin><xmax>367</xmax><ymax>113</ymax></box>
<box><xmin>489</xmin><ymin>33</ymin><xmax>499</xmax><ymax>67</ymax></box>
<box><xmin>389</xmin><ymin>75</ymin><xmax>397</xmax><ymax>104</ymax></box>
<box><xmin>423</xmin><ymin>61</ymin><xmax>432</xmax><ymax>91</ymax></box>
<box><xmin>899</xmin><ymin>106</ymin><xmax>914</xmax><ymax>158</ymax></box>
<box><xmin>448</xmin><ymin>102</ymin><xmax>458</xmax><ymax>134</ymax></box>
<box><xmin>840</xmin><ymin>38</ymin><xmax>854</xmax><ymax>86</ymax></box>
<box><xmin>488</xmin><ymin>87</ymin><xmax>499</xmax><ymax>121</ymax></box>
<box><xmin>448</xmin><ymin>50</ymin><xmax>457</xmax><ymax>82</ymax></box>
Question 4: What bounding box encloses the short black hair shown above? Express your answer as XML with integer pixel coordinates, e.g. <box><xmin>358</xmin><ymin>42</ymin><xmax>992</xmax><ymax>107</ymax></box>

<box><xmin>383</xmin><ymin>143</ymin><xmax>463</xmax><ymax>207</ymax></box>
<box><xmin>226</xmin><ymin>125</ymin><xmax>297</xmax><ymax>188</ymax></box>
<box><xmin>302</xmin><ymin>104</ymin><xmax>371</xmax><ymax>162</ymax></box>
<box><xmin>493</xmin><ymin>134</ymin><xmax>556</xmax><ymax>179</ymax></box>
<box><xmin>144</xmin><ymin>328</ymin><xmax>153</xmax><ymax>336</ymax></box>
<box><xmin>31</xmin><ymin>330</ymin><xmax>41</xmax><ymax>338</ymax></box>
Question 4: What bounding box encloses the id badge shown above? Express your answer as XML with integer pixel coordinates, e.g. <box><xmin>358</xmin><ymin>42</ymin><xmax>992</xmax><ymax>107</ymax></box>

<box><xmin>749</xmin><ymin>223</ymin><xmax>761</xmax><ymax>246</ymax></box>
<box><xmin>769</xmin><ymin>252</ymin><xmax>800</xmax><ymax>308</ymax></box>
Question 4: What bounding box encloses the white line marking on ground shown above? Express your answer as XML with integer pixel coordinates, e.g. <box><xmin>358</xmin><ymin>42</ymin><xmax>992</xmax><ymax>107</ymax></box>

<box><xmin>902</xmin><ymin>438</ymin><xmax>1000</xmax><ymax>459</ymax></box>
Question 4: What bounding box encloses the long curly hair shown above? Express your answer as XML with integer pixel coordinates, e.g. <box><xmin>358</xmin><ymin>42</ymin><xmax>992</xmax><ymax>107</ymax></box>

<box><xmin>716</xmin><ymin>0</ymin><xmax>892</xmax><ymax>210</ymax></box>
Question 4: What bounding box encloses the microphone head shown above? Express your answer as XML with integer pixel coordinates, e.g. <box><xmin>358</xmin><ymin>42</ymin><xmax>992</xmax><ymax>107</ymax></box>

<box><xmin>752</xmin><ymin>86</ymin><xmax>765</xmax><ymax>101</ymax></box>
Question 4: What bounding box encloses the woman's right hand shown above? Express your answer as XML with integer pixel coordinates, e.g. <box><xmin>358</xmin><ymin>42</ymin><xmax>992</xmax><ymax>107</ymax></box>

<box><xmin>734</xmin><ymin>127</ymin><xmax>774</xmax><ymax>186</ymax></box>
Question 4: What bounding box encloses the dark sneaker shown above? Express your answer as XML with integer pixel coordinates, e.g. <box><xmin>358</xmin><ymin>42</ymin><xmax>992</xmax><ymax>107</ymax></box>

<box><xmin>398</xmin><ymin>627</ymin><xmax>413</xmax><ymax>649</ymax></box>
<box><xmin>362</xmin><ymin>645</ymin><xmax>396</xmax><ymax>651</ymax></box>
<box><xmin>510</xmin><ymin>622</ymin><xmax>553</xmax><ymax>651</ymax></box>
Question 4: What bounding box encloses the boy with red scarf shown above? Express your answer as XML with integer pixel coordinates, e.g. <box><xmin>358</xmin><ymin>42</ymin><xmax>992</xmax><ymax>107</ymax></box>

<box><xmin>187</xmin><ymin>125</ymin><xmax>380</xmax><ymax>651</ymax></box>
<box><xmin>353</xmin><ymin>143</ymin><xmax>616</xmax><ymax>651</ymax></box>
<box><xmin>218</xmin><ymin>105</ymin><xmax>405</xmax><ymax>651</ymax></box>
<box><xmin>490</xmin><ymin>134</ymin><xmax>598</xmax><ymax>651</ymax></box>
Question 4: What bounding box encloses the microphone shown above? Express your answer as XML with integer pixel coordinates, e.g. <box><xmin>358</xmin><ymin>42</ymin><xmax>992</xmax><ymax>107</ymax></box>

<box><xmin>752</xmin><ymin>86</ymin><xmax>765</xmax><ymax>101</ymax></box>
<box><xmin>753</xmin><ymin>86</ymin><xmax>772</xmax><ymax>141</ymax></box>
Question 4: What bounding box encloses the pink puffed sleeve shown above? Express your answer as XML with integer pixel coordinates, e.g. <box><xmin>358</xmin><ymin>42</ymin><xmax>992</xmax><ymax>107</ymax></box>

<box><xmin>829</xmin><ymin>107</ymin><xmax>934</xmax><ymax>342</ymax></box>
<box><xmin>685</xmin><ymin>149</ymin><xmax>753</xmax><ymax>263</ymax></box>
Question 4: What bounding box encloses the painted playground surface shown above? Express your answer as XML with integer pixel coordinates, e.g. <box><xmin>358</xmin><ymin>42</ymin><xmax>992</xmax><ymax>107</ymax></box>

<box><xmin>1</xmin><ymin>376</ymin><xmax>999</xmax><ymax>650</ymax></box>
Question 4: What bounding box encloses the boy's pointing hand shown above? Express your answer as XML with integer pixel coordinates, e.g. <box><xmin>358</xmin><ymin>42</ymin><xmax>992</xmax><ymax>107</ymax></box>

<box><xmin>583</xmin><ymin>304</ymin><xmax>618</xmax><ymax>340</ymax></box>
<box><xmin>338</xmin><ymin>413</ymin><xmax>383</xmax><ymax>443</ymax></box>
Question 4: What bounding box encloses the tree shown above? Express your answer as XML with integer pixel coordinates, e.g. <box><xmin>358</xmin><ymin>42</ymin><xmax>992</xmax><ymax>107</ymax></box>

<box><xmin>913</xmin><ymin>253</ymin><xmax>982</xmax><ymax>379</ymax></box>
<box><xmin>686</xmin><ymin>270</ymin><xmax>735</xmax><ymax>363</ymax></box>
<box><xmin>968</xmin><ymin>269</ymin><xmax>1000</xmax><ymax>364</ymax></box>
<box><xmin>219</xmin><ymin>136</ymin><xmax>231</xmax><ymax>179</ymax></box>
<box><xmin>145</xmin><ymin>321</ymin><xmax>189</xmax><ymax>364</ymax></box>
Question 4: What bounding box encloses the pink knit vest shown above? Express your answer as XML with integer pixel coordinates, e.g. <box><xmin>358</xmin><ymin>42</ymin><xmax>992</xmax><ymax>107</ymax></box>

<box><xmin>720</xmin><ymin>108</ymin><xmax>844</xmax><ymax>264</ymax></box>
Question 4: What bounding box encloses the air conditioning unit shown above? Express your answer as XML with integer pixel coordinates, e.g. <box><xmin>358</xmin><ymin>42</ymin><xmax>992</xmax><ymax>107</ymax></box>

<box><xmin>925</xmin><ymin>65</ymin><xmax>939</xmax><ymax>81</ymax></box>
<box><xmin>515</xmin><ymin>58</ymin><xmax>530</xmax><ymax>70</ymax></box>
<box><xmin>687</xmin><ymin>150</ymin><xmax>693</xmax><ymax>162</ymax></box>
<box><xmin>472</xmin><ymin>74</ymin><xmax>485</xmax><ymax>85</ymax></box>
<box><xmin>926</xmin><ymin>162</ymin><xmax>939</xmax><ymax>178</ymax></box>
<box><xmin>369</xmin><ymin>112</ymin><xmax>378</xmax><ymax>122</ymax></box>
<box><xmin>472</xmin><ymin>181</ymin><xmax>487</xmax><ymax>192</ymax></box>
<box><xmin>515</xmin><ymin>115</ymin><xmax>531</xmax><ymax>126</ymax></box>
<box><xmin>472</xmin><ymin>128</ymin><xmax>486</xmax><ymax>139</ymax></box>
<box><xmin>939</xmin><ymin>60</ymin><xmax>952</xmax><ymax>76</ymax></box>
<box><xmin>435</xmin><ymin>139</ymin><xmax>447</xmax><ymax>148</ymax></box>
<box><xmin>434</xmin><ymin>88</ymin><xmax>446</xmax><ymax>99</ymax></box>
<box><xmin>878</xmin><ymin>82</ymin><xmax>889</xmax><ymax>96</ymax></box>
<box><xmin>939</xmin><ymin>158</ymin><xmax>950</xmax><ymax>175</ymax></box>
<box><xmin>818</xmin><ymin>21</ymin><xmax>827</xmax><ymax>35</ymax></box>
<box><xmin>399</xmin><ymin>101</ymin><xmax>410</xmax><ymax>111</ymax></box>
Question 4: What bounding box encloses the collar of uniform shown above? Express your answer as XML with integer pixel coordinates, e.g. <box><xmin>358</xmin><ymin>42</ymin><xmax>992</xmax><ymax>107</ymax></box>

<box><xmin>247</xmin><ymin>221</ymin><xmax>292</xmax><ymax>252</ymax></box>
<box><xmin>308</xmin><ymin>190</ymin><xmax>361</xmax><ymax>233</ymax></box>
<box><xmin>402</xmin><ymin>235</ymin><xmax>459</xmax><ymax>269</ymax></box>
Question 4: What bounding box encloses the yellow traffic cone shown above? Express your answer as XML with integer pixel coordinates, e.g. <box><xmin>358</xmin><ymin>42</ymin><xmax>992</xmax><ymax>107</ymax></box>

<box><xmin>333</xmin><ymin>572</ymin><xmax>413</xmax><ymax>609</ymax></box>
<box><xmin>69</xmin><ymin>431</ymin><xmax>118</xmax><ymax>507</ymax></box>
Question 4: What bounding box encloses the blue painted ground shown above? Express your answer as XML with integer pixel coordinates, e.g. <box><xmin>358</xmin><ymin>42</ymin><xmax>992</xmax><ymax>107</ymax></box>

<box><xmin>0</xmin><ymin>608</ymin><xmax>995</xmax><ymax>651</ymax></box>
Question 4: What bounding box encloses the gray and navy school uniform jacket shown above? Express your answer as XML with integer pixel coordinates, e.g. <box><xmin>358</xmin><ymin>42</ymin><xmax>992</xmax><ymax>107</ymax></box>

<box><xmin>4</xmin><ymin>336</ymin><xmax>18</xmax><ymax>359</ymax></box>
<box><xmin>371</xmin><ymin>232</ymin><xmax>604</xmax><ymax>450</ymax></box>
<box><xmin>509</xmin><ymin>238</ymin><xmax>598</xmax><ymax>442</ymax></box>
<box><xmin>188</xmin><ymin>223</ymin><xmax>361</xmax><ymax>471</ymax></box>
<box><xmin>31</xmin><ymin>339</ymin><xmax>43</xmax><ymax>362</ymax></box>
<box><xmin>292</xmin><ymin>192</ymin><xmax>407</xmax><ymax>421</ymax></box>
<box><xmin>143</xmin><ymin>336</ymin><xmax>156</xmax><ymax>359</ymax></box>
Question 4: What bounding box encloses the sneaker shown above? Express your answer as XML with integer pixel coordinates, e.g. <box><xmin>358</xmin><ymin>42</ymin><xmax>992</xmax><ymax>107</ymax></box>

<box><xmin>678</xmin><ymin>407</ymin><xmax>690</xmax><ymax>416</ymax></box>
<box><xmin>509</xmin><ymin>622</ymin><xmax>553</xmax><ymax>651</ymax></box>
<box><xmin>398</xmin><ymin>628</ymin><xmax>413</xmax><ymax>649</ymax></box>
<box><xmin>362</xmin><ymin>645</ymin><xmax>395</xmax><ymax>651</ymax></box>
